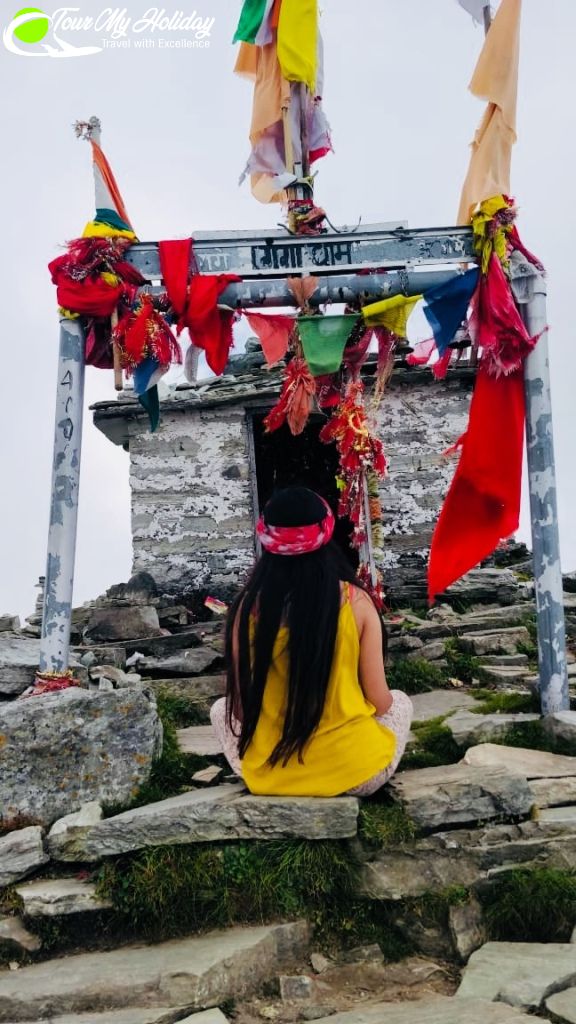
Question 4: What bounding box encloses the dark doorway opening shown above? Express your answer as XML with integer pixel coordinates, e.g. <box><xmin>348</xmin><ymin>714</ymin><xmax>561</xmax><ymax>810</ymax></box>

<box><xmin>251</xmin><ymin>413</ymin><xmax>359</xmax><ymax>569</ymax></box>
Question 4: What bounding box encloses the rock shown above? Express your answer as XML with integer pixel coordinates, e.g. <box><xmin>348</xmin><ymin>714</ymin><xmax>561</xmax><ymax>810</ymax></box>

<box><xmin>406</xmin><ymin>640</ymin><xmax>446</xmax><ymax>662</ymax></box>
<box><xmin>305</xmin><ymin>997</ymin><xmax>548</xmax><ymax>1024</ymax></box>
<box><xmin>88</xmin><ymin>665</ymin><xmax>140</xmax><ymax>688</ymax></box>
<box><xmin>393</xmin><ymin>908</ymin><xmax>454</xmax><ymax>960</ymax></box>
<box><xmin>105</xmin><ymin>571</ymin><xmax>159</xmax><ymax>604</ymax></box>
<box><xmin>447</xmin><ymin>711</ymin><xmax>540</xmax><ymax>747</ymax></box>
<box><xmin>192</xmin><ymin>766</ymin><xmax>223</xmax><ymax>785</ymax></box>
<box><xmin>0</xmin><ymin>638</ymin><xmax>85</xmax><ymax>697</ymax></box>
<box><xmin>0</xmin><ymin>921</ymin><xmax>309</xmax><ymax>1020</ymax></box>
<box><xmin>301</xmin><ymin>1005</ymin><xmax>337</xmax><ymax>1021</ymax></box>
<box><xmin>412</xmin><ymin>604</ymin><xmax>535</xmax><ymax>643</ymax></box>
<box><xmin>530</xmin><ymin>777</ymin><xmax>576</xmax><ymax>808</ymax></box>
<box><xmin>359</xmin><ymin>839</ymin><xmax>481</xmax><ymax>901</ymax></box>
<box><xmin>49</xmin><ymin>786</ymin><xmax>360</xmax><ymax>861</ymax></box>
<box><xmin>388</xmin><ymin>763</ymin><xmax>533</xmax><ymax>830</ymax></box>
<box><xmin>279</xmin><ymin>975</ymin><xmax>313</xmax><ymax>1001</ymax></box>
<box><xmin>546</xmin><ymin>987</ymin><xmax>576</xmax><ymax>1023</ymax></box>
<box><xmin>259</xmin><ymin>1007</ymin><xmax>279</xmax><ymax>1020</ymax></box>
<box><xmin>565</xmin><ymin>573</ymin><xmax>576</xmax><ymax>594</ymax></box>
<box><xmin>178</xmin><ymin>725</ymin><xmax>223</xmax><ymax>756</ymax></box>
<box><xmin>0</xmin><ymin>827</ymin><xmax>48</xmax><ymax>888</ymax></box>
<box><xmin>310</xmin><ymin>953</ymin><xmax>331</xmax><ymax>975</ymax></box>
<box><xmin>77</xmin><ymin>646</ymin><xmax>126</xmax><ymax>669</ymax></box>
<box><xmin>47</xmin><ymin>803</ymin><xmax>103</xmax><ymax>860</ymax></box>
<box><xmin>480</xmin><ymin>666</ymin><xmax>533</xmax><ymax>685</ymax></box>
<box><xmin>481</xmin><ymin>655</ymin><xmax>530</xmax><ymax>667</ymax></box>
<box><xmin>23</xmin><ymin>1011</ymin><xmax>227</xmax><ymax>1024</ymax></box>
<box><xmin>544</xmin><ymin>711</ymin><xmax>576</xmax><ymax>745</ymax></box>
<box><xmin>464</xmin><ymin>743</ymin><xmax>576</xmax><ymax>778</ymax></box>
<box><xmin>146</xmin><ymin>674</ymin><xmax>227</xmax><ymax>703</ymax></box>
<box><xmin>410</xmin><ymin>690</ymin><xmax>477</xmax><ymax>723</ymax></box>
<box><xmin>387</xmin><ymin>635</ymin><xmax>424</xmax><ymax>654</ymax></box>
<box><xmin>448</xmin><ymin>894</ymin><xmax>486</xmax><ymax>962</ymax></box>
<box><xmin>342</xmin><ymin>943</ymin><xmax>383</xmax><ymax>964</ymax></box>
<box><xmin>0</xmin><ymin>916</ymin><xmax>42</xmax><ymax>954</ymax></box>
<box><xmin>84</xmin><ymin>606</ymin><xmax>163</xmax><ymax>642</ymax></box>
<box><xmin>0</xmin><ymin>615</ymin><xmax>20</xmax><ymax>633</ymax></box>
<box><xmin>0</xmin><ymin>689</ymin><xmax>162</xmax><ymax>828</ymax></box>
<box><xmin>14</xmin><ymin>878</ymin><xmax>112</xmax><ymax>918</ymax></box>
<box><xmin>539</xmin><ymin>807</ymin><xmax>576</xmax><ymax>825</ymax></box>
<box><xmin>457</xmin><ymin>941</ymin><xmax>576</xmax><ymax>1010</ymax></box>
<box><xmin>459</xmin><ymin>628</ymin><xmax>530</xmax><ymax>657</ymax></box>
<box><xmin>139</xmin><ymin>648</ymin><xmax>221</xmax><ymax>677</ymax></box>
<box><xmin>443</xmin><ymin>568</ymin><xmax>522</xmax><ymax>606</ymax></box>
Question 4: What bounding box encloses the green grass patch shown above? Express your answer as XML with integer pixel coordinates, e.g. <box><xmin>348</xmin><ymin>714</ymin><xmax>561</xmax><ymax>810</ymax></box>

<box><xmin>387</xmin><ymin>659</ymin><xmax>446</xmax><ymax>695</ymax></box>
<box><xmin>481</xmin><ymin>868</ymin><xmax>576</xmax><ymax>942</ymax></box>
<box><xmin>358</xmin><ymin>802</ymin><xmax>416</xmax><ymax>849</ymax></box>
<box><xmin>444</xmin><ymin>639</ymin><xmax>486</xmax><ymax>685</ymax></box>
<box><xmin>96</xmin><ymin>838</ymin><xmax>410</xmax><ymax>959</ymax></box>
<box><xmin>155</xmin><ymin>690</ymin><xmax>208</xmax><ymax>728</ymax></box>
<box><xmin>493</xmin><ymin>720</ymin><xmax>576</xmax><ymax>758</ymax></box>
<box><xmin>402</xmin><ymin>715</ymin><xmax>461</xmax><ymax>770</ymax></box>
<box><xmin>470</xmin><ymin>689</ymin><xmax>540</xmax><ymax>715</ymax></box>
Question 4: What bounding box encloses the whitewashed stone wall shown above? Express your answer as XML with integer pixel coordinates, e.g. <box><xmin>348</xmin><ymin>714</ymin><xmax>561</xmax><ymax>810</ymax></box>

<box><xmin>126</xmin><ymin>372</ymin><xmax>472</xmax><ymax>602</ymax></box>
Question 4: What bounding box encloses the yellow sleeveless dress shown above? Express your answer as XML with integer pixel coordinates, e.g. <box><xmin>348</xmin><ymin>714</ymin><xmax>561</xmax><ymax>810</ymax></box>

<box><xmin>241</xmin><ymin>589</ymin><xmax>396</xmax><ymax>796</ymax></box>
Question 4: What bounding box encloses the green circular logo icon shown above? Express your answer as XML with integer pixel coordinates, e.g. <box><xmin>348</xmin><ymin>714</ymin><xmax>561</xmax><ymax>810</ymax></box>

<box><xmin>13</xmin><ymin>7</ymin><xmax>49</xmax><ymax>44</ymax></box>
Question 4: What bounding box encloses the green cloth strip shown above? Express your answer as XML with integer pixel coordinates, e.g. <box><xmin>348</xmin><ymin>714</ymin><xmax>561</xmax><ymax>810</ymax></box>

<box><xmin>298</xmin><ymin>315</ymin><xmax>358</xmax><ymax>377</ymax></box>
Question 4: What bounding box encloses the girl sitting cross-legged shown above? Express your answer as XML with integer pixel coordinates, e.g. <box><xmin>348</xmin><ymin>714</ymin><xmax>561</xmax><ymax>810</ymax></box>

<box><xmin>210</xmin><ymin>486</ymin><xmax>413</xmax><ymax>796</ymax></box>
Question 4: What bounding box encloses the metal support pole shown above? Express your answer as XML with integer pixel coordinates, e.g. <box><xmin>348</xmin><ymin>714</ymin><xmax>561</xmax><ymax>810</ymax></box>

<box><xmin>522</xmin><ymin>278</ymin><xmax>569</xmax><ymax>713</ymax></box>
<box><xmin>39</xmin><ymin>317</ymin><xmax>86</xmax><ymax>673</ymax></box>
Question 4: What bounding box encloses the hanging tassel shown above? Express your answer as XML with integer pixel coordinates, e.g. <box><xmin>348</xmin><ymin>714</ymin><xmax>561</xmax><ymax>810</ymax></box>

<box><xmin>264</xmin><ymin>357</ymin><xmax>316</xmax><ymax>436</ymax></box>
<box><xmin>114</xmin><ymin>295</ymin><xmax>181</xmax><ymax>370</ymax></box>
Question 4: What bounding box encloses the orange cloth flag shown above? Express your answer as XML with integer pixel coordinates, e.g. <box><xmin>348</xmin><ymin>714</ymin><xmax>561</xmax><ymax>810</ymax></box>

<box><xmin>457</xmin><ymin>0</ymin><xmax>522</xmax><ymax>225</ymax></box>
<box><xmin>235</xmin><ymin>40</ymin><xmax>291</xmax><ymax>203</ymax></box>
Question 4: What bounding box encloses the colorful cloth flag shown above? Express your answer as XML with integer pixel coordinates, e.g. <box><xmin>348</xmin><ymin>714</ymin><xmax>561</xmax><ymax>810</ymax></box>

<box><xmin>298</xmin><ymin>315</ymin><xmax>357</xmax><ymax>376</ymax></box>
<box><xmin>133</xmin><ymin>356</ymin><xmax>167</xmax><ymax>433</ymax></box>
<box><xmin>83</xmin><ymin>139</ymin><xmax>137</xmax><ymax>240</ymax></box>
<box><xmin>428</xmin><ymin>365</ymin><xmax>525</xmax><ymax>600</ymax></box>
<box><xmin>423</xmin><ymin>268</ymin><xmax>480</xmax><ymax>355</ymax></box>
<box><xmin>457</xmin><ymin>0</ymin><xmax>522</xmax><ymax>224</ymax></box>
<box><xmin>233</xmin><ymin>0</ymin><xmax>269</xmax><ymax>43</ymax></box>
<box><xmin>457</xmin><ymin>0</ymin><xmax>490</xmax><ymax>23</ymax></box>
<box><xmin>245</xmin><ymin>311</ymin><xmax>295</xmax><ymax>364</ymax></box>
<box><xmin>362</xmin><ymin>294</ymin><xmax>422</xmax><ymax>338</ymax></box>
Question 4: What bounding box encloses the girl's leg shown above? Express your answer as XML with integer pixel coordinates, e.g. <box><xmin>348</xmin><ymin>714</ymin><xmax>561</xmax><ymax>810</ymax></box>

<box><xmin>346</xmin><ymin>690</ymin><xmax>414</xmax><ymax>797</ymax></box>
<box><xmin>209</xmin><ymin>697</ymin><xmax>243</xmax><ymax>777</ymax></box>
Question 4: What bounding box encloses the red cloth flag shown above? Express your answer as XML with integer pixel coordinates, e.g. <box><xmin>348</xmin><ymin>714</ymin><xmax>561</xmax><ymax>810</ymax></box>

<box><xmin>245</xmin><ymin>311</ymin><xmax>294</xmax><ymax>364</ymax></box>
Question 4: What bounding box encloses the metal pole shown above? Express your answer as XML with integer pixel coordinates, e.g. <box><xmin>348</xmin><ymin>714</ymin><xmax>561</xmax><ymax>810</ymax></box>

<box><xmin>39</xmin><ymin>317</ymin><xmax>86</xmax><ymax>673</ymax></box>
<box><xmin>521</xmin><ymin>278</ymin><xmax>569</xmax><ymax>713</ymax></box>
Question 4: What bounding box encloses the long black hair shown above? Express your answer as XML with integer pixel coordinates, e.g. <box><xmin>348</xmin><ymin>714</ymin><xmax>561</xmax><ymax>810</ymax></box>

<box><xmin>225</xmin><ymin>486</ymin><xmax>387</xmax><ymax>767</ymax></box>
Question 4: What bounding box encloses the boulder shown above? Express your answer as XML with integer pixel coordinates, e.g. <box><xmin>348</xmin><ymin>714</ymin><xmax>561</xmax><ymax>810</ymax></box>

<box><xmin>457</xmin><ymin>941</ymin><xmax>576</xmax><ymax>1010</ymax></box>
<box><xmin>307</xmin><ymin>996</ymin><xmax>548</xmax><ymax>1024</ymax></box>
<box><xmin>544</xmin><ymin>711</ymin><xmax>576</xmax><ymax>745</ymax></box>
<box><xmin>14</xmin><ymin>877</ymin><xmax>112</xmax><ymax>917</ymax></box>
<box><xmin>0</xmin><ymin>615</ymin><xmax>20</xmax><ymax>633</ymax></box>
<box><xmin>47</xmin><ymin>803</ymin><xmax>103</xmax><ymax>861</ymax></box>
<box><xmin>464</xmin><ymin>743</ymin><xmax>576</xmax><ymax>778</ymax></box>
<box><xmin>459</xmin><ymin>628</ymin><xmax>530</xmax><ymax>657</ymax></box>
<box><xmin>0</xmin><ymin>915</ymin><xmax>42</xmax><ymax>954</ymax></box>
<box><xmin>0</xmin><ymin>689</ymin><xmax>162</xmax><ymax>827</ymax></box>
<box><xmin>49</xmin><ymin>785</ymin><xmax>359</xmax><ymax>862</ymax></box>
<box><xmin>388</xmin><ymin>763</ymin><xmax>533</xmax><ymax>830</ymax></box>
<box><xmin>448</xmin><ymin>894</ymin><xmax>487</xmax><ymax>962</ymax></box>
<box><xmin>106</xmin><ymin>572</ymin><xmax>159</xmax><ymax>605</ymax></box>
<box><xmin>84</xmin><ymin>606</ymin><xmax>163</xmax><ymax>642</ymax></box>
<box><xmin>0</xmin><ymin>826</ymin><xmax>48</xmax><ymax>888</ymax></box>
<box><xmin>139</xmin><ymin>648</ymin><xmax>221</xmax><ymax>677</ymax></box>
<box><xmin>0</xmin><ymin>638</ymin><xmax>85</xmax><ymax>697</ymax></box>
<box><xmin>0</xmin><ymin>921</ymin><xmax>309</xmax><ymax>1021</ymax></box>
<box><xmin>177</xmin><ymin>725</ymin><xmax>223</xmax><ymax>756</ymax></box>
<box><xmin>447</xmin><ymin>711</ymin><xmax>540</xmax><ymax>747</ymax></box>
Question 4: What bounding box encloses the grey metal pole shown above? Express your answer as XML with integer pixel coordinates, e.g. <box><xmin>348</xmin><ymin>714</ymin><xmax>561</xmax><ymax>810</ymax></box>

<box><xmin>39</xmin><ymin>317</ymin><xmax>86</xmax><ymax>673</ymax></box>
<box><xmin>521</xmin><ymin>277</ymin><xmax>569</xmax><ymax>713</ymax></box>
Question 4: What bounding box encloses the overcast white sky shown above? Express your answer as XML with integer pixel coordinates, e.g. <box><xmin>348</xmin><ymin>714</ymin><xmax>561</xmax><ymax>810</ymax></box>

<box><xmin>0</xmin><ymin>0</ymin><xmax>574</xmax><ymax>621</ymax></box>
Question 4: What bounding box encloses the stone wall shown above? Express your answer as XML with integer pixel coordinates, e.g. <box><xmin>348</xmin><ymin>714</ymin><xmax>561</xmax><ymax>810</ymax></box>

<box><xmin>126</xmin><ymin>371</ymin><xmax>473</xmax><ymax>601</ymax></box>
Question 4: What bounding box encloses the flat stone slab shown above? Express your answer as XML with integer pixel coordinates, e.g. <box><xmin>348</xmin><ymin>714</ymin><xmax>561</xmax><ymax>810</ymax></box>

<box><xmin>0</xmin><ymin>826</ymin><xmax>49</xmax><ymax>888</ymax></box>
<box><xmin>464</xmin><ymin>743</ymin><xmax>576</xmax><ymax>778</ymax></box>
<box><xmin>448</xmin><ymin>711</ymin><xmax>540</xmax><ymax>747</ymax></box>
<box><xmin>310</xmin><ymin>996</ymin><xmax>547</xmax><ymax>1023</ymax></box>
<box><xmin>49</xmin><ymin>785</ymin><xmax>359</xmax><ymax>861</ymax></box>
<box><xmin>177</xmin><ymin>725</ymin><xmax>223</xmax><ymax>756</ymax></box>
<box><xmin>0</xmin><ymin>638</ymin><xmax>84</xmax><ymax>697</ymax></box>
<box><xmin>0</xmin><ymin>921</ymin><xmax>309</xmax><ymax>1021</ymax></box>
<box><xmin>47</xmin><ymin>803</ymin><xmax>104</xmax><ymax>861</ymax></box>
<box><xmin>546</xmin><ymin>987</ymin><xmax>576</xmax><ymax>1023</ymax></box>
<box><xmin>389</xmin><ymin>763</ymin><xmax>532</xmax><ymax>830</ymax></box>
<box><xmin>539</xmin><ymin>806</ymin><xmax>576</xmax><ymax>824</ymax></box>
<box><xmin>14</xmin><ymin>877</ymin><xmax>112</xmax><ymax>917</ymax></box>
<box><xmin>0</xmin><ymin>915</ymin><xmax>42</xmax><ymax>953</ymax></box>
<box><xmin>146</xmin><ymin>674</ymin><xmax>226</xmax><ymax>703</ymax></box>
<box><xmin>139</xmin><ymin>648</ymin><xmax>221</xmax><ymax>678</ymax></box>
<box><xmin>0</xmin><ymin>689</ymin><xmax>162</xmax><ymax>827</ymax></box>
<box><xmin>457</xmin><ymin>941</ymin><xmax>576</xmax><ymax>1009</ymax></box>
<box><xmin>530</xmin><ymin>777</ymin><xmax>576</xmax><ymax>808</ymax></box>
<box><xmin>459</xmin><ymin>627</ymin><xmax>530</xmax><ymax>657</ymax></box>
<box><xmin>24</xmin><ymin>1009</ymin><xmax>227</xmax><ymax>1024</ymax></box>
<box><xmin>410</xmin><ymin>690</ymin><xmax>477</xmax><ymax>723</ymax></box>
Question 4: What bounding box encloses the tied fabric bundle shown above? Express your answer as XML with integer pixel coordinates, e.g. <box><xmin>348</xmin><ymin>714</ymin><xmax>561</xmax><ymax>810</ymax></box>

<box><xmin>158</xmin><ymin>239</ymin><xmax>241</xmax><ymax>376</ymax></box>
<box><xmin>264</xmin><ymin>357</ymin><xmax>316</xmax><ymax>436</ymax></box>
<box><xmin>48</xmin><ymin>237</ymin><xmax>144</xmax><ymax>321</ymax></box>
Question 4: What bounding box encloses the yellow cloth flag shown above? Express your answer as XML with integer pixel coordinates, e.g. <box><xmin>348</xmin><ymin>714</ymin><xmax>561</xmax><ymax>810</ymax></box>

<box><xmin>472</xmin><ymin>194</ymin><xmax>512</xmax><ymax>273</ymax></box>
<box><xmin>457</xmin><ymin>0</ymin><xmax>522</xmax><ymax>225</ymax></box>
<box><xmin>362</xmin><ymin>294</ymin><xmax>422</xmax><ymax>338</ymax></box>
<box><xmin>277</xmin><ymin>0</ymin><xmax>318</xmax><ymax>94</ymax></box>
<box><xmin>82</xmin><ymin>221</ymin><xmax>137</xmax><ymax>241</ymax></box>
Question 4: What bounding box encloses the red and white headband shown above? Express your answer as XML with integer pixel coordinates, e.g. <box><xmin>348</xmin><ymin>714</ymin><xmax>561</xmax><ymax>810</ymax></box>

<box><xmin>256</xmin><ymin>499</ymin><xmax>335</xmax><ymax>556</ymax></box>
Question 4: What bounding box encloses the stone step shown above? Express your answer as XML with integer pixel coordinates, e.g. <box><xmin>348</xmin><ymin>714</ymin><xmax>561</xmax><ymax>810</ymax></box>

<box><xmin>0</xmin><ymin>921</ymin><xmax>308</xmax><ymax>1022</ymax></box>
<box><xmin>14</xmin><ymin>877</ymin><xmax>112</xmax><ymax>918</ymax></box>
<box><xmin>463</xmin><ymin>743</ymin><xmax>576</xmax><ymax>778</ymax></box>
<box><xmin>309</xmin><ymin>996</ymin><xmax>546</xmax><ymax>1023</ymax></box>
<box><xmin>459</xmin><ymin>628</ymin><xmax>530</xmax><ymax>657</ymax></box>
<box><xmin>409</xmin><ymin>604</ymin><xmax>535</xmax><ymax>642</ymax></box>
<box><xmin>546</xmin><ymin>987</ymin><xmax>576</xmax><ymax>1024</ymax></box>
<box><xmin>177</xmin><ymin>725</ymin><xmax>223</xmax><ymax>757</ymax></box>
<box><xmin>48</xmin><ymin>785</ymin><xmax>360</xmax><ymax>862</ymax></box>
<box><xmin>480</xmin><ymin>655</ymin><xmax>530</xmax><ymax>667</ymax></box>
<box><xmin>447</xmin><ymin>711</ymin><xmax>540</xmax><ymax>747</ymax></box>
<box><xmin>146</xmin><ymin>674</ymin><xmax>226</xmax><ymax>704</ymax></box>
<box><xmin>410</xmin><ymin>690</ymin><xmax>478</xmax><ymax>724</ymax></box>
<box><xmin>389</xmin><ymin>763</ymin><xmax>533</xmax><ymax>831</ymax></box>
<box><xmin>139</xmin><ymin>648</ymin><xmax>221</xmax><ymax>678</ymax></box>
<box><xmin>457</xmin><ymin>941</ymin><xmax>576</xmax><ymax>1011</ymax></box>
<box><xmin>24</xmin><ymin>1009</ymin><xmax>228</xmax><ymax>1024</ymax></box>
<box><xmin>0</xmin><ymin>827</ymin><xmax>48</xmax><ymax>888</ymax></box>
<box><xmin>479</xmin><ymin>666</ymin><xmax>533</xmax><ymax>685</ymax></box>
